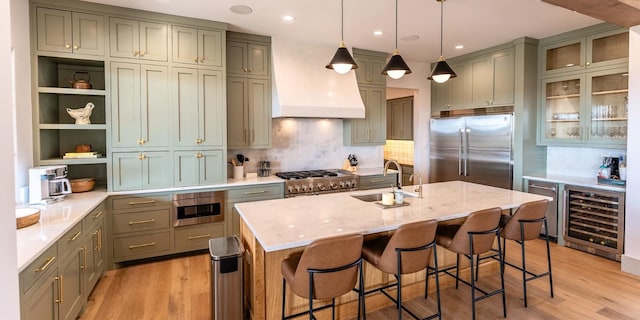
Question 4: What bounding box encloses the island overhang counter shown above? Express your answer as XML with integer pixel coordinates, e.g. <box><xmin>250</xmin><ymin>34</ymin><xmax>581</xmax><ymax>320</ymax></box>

<box><xmin>236</xmin><ymin>181</ymin><xmax>551</xmax><ymax>319</ymax></box>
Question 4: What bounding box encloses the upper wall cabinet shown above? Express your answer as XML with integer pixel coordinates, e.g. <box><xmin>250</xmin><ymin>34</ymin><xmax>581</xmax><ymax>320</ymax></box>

<box><xmin>227</xmin><ymin>41</ymin><xmax>269</xmax><ymax>77</ymax></box>
<box><xmin>541</xmin><ymin>27</ymin><xmax>628</xmax><ymax>76</ymax></box>
<box><xmin>36</xmin><ymin>8</ymin><xmax>105</xmax><ymax>56</ymax></box>
<box><xmin>431</xmin><ymin>47</ymin><xmax>514</xmax><ymax>115</ymax></box>
<box><xmin>386</xmin><ymin>96</ymin><xmax>413</xmax><ymax>140</ymax></box>
<box><xmin>355</xmin><ymin>53</ymin><xmax>387</xmax><ymax>86</ymax></box>
<box><xmin>172</xmin><ymin>26</ymin><xmax>223</xmax><ymax>67</ymax></box>
<box><xmin>110</xmin><ymin>62</ymin><xmax>170</xmax><ymax>148</ymax></box>
<box><xmin>109</xmin><ymin>17</ymin><xmax>168</xmax><ymax>61</ymax></box>
<box><xmin>171</xmin><ymin>67</ymin><xmax>225</xmax><ymax>148</ymax></box>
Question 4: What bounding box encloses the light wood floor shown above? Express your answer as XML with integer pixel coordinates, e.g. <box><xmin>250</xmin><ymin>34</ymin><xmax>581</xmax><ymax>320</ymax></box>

<box><xmin>81</xmin><ymin>239</ymin><xmax>640</xmax><ymax>320</ymax></box>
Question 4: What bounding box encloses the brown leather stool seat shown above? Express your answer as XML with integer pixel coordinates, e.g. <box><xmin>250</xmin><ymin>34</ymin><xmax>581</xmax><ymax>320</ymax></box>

<box><xmin>361</xmin><ymin>220</ymin><xmax>441</xmax><ymax>320</ymax></box>
<box><xmin>281</xmin><ymin>233</ymin><xmax>365</xmax><ymax>320</ymax></box>
<box><xmin>435</xmin><ymin>207</ymin><xmax>505</xmax><ymax>320</ymax></box>
<box><xmin>494</xmin><ymin>199</ymin><xmax>554</xmax><ymax>307</ymax></box>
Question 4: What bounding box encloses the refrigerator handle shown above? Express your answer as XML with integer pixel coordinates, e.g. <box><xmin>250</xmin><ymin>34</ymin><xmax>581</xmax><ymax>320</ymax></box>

<box><xmin>464</xmin><ymin>129</ymin><xmax>470</xmax><ymax>176</ymax></box>
<box><xmin>458</xmin><ymin>129</ymin><xmax>464</xmax><ymax>175</ymax></box>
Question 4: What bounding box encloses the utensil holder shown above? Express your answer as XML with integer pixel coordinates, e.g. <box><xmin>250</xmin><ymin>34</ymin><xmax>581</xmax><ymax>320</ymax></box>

<box><xmin>233</xmin><ymin>166</ymin><xmax>244</xmax><ymax>179</ymax></box>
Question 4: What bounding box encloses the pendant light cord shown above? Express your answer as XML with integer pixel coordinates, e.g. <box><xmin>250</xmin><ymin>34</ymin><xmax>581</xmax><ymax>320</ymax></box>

<box><xmin>341</xmin><ymin>0</ymin><xmax>344</xmax><ymax>41</ymax></box>
<box><xmin>395</xmin><ymin>0</ymin><xmax>398</xmax><ymax>49</ymax></box>
<box><xmin>439</xmin><ymin>0</ymin><xmax>444</xmax><ymax>56</ymax></box>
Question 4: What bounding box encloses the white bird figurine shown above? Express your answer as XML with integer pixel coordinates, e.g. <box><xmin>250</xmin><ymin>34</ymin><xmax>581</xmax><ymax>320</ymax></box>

<box><xmin>66</xmin><ymin>102</ymin><xmax>95</xmax><ymax>125</ymax></box>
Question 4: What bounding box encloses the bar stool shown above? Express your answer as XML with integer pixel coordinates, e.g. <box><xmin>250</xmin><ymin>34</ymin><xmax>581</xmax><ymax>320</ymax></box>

<box><xmin>361</xmin><ymin>220</ymin><xmax>441</xmax><ymax>320</ymax></box>
<box><xmin>492</xmin><ymin>199</ymin><xmax>554</xmax><ymax>307</ymax></box>
<box><xmin>435</xmin><ymin>207</ymin><xmax>505</xmax><ymax>320</ymax></box>
<box><xmin>281</xmin><ymin>233</ymin><xmax>365</xmax><ymax>320</ymax></box>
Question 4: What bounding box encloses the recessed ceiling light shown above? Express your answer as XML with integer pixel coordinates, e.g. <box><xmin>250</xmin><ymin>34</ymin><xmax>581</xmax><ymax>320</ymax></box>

<box><xmin>373</xmin><ymin>30</ymin><xmax>383</xmax><ymax>36</ymax></box>
<box><xmin>282</xmin><ymin>15</ymin><xmax>295</xmax><ymax>22</ymax></box>
<box><xmin>401</xmin><ymin>35</ymin><xmax>420</xmax><ymax>41</ymax></box>
<box><xmin>455</xmin><ymin>44</ymin><xmax>464</xmax><ymax>49</ymax></box>
<box><xmin>229</xmin><ymin>5</ymin><xmax>252</xmax><ymax>14</ymax></box>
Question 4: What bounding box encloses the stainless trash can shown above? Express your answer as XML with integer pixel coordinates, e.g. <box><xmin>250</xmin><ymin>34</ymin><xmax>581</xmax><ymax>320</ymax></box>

<box><xmin>209</xmin><ymin>236</ymin><xmax>244</xmax><ymax>320</ymax></box>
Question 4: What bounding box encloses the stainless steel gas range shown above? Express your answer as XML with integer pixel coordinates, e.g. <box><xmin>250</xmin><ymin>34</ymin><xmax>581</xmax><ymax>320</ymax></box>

<box><xmin>275</xmin><ymin>169</ymin><xmax>358</xmax><ymax>197</ymax></box>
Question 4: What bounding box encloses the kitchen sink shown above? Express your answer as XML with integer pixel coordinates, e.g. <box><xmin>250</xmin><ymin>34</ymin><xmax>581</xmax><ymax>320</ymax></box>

<box><xmin>351</xmin><ymin>192</ymin><xmax>415</xmax><ymax>202</ymax></box>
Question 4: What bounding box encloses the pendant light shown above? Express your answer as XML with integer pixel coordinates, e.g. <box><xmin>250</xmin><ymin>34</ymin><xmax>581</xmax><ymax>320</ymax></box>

<box><xmin>382</xmin><ymin>0</ymin><xmax>412</xmax><ymax>79</ymax></box>
<box><xmin>428</xmin><ymin>0</ymin><xmax>456</xmax><ymax>83</ymax></box>
<box><xmin>326</xmin><ymin>0</ymin><xmax>358</xmax><ymax>74</ymax></box>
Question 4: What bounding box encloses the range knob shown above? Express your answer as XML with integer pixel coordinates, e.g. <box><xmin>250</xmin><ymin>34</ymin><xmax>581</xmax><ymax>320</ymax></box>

<box><xmin>295</xmin><ymin>185</ymin><xmax>301</xmax><ymax>192</ymax></box>
<box><xmin>345</xmin><ymin>181</ymin><xmax>352</xmax><ymax>188</ymax></box>
<box><xmin>288</xmin><ymin>186</ymin><xmax>295</xmax><ymax>193</ymax></box>
<box><xmin>317</xmin><ymin>183</ymin><xmax>326</xmax><ymax>191</ymax></box>
<box><xmin>330</xmin><ymin>182</ymin><xmax>338</xmax><ymax>190</ymax></box>
<box><xmin>351</xmin><ymin>180</ymin><xmax>358</xmax><ymax>188</ymax></box>
<box><xmin>340</xmin><ymin>181</ymin><xmax>346</xmax><ymax>188</ymax></box>
<box><xmin>301</xmin><ymin>185</ymin><xmax>307</xmax><ymax>192</ymax></box>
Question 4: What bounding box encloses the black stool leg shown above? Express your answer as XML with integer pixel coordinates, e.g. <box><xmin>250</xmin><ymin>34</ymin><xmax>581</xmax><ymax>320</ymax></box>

<box><xmin>455</xmin><ymin>254</ymin><xmax>460</xmax><ymax>289</ymax></box>
<box><xmin>544</xmin><ymin>220</ymin><xmax>554</xmax><ymax>299</ymax></box>
<box><xmin>497</xmin><ymin>232</ymin><xmax>507</xmax><ymax>318</ymax></box>
<box><xmin>282</xmin><ymin>278</ymin><xmax>286</xmax><ymax>320</ymax></box>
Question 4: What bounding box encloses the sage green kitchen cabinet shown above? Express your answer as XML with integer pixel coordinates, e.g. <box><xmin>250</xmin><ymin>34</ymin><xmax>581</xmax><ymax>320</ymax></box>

<box><xmin>226</xmin><ymin>38</ymin><xmax>270</xmax><ymax>77</ymax></box>
<box><xmin>111</xmin><ymin>151</ymin><xmax>173</xmax><ymax>191</ymax></box>
<box><xmin>82</xmin><ymin>203</ymin><xmax>105</xmax><ymax>297</ymax></box>
<box><xmin>109</xmin><ymin>17</ymin><xmax>168</xmax><ymax>61</ymax></box>
<box><xmin>174</xmin><ymin>149</ymin><xmax>225</xmax><ymax>186</ymax></box>
<box><xmin>468</xmin><ymin>50</ymin><xmax>515</xmax><ymax>108</ymax></box>
<box><xmin>430</xmin><ymin>62</ymin><xmax>465</xmax><ymax>115</ymax></box>
<box><xmin>354</xmin><ymin>51</ymin><xmax>387</xmax><ymax>86</ymax></box>
<box><xmin>539</xmin><ymin>66</ymin><xmax>628</xmax><ymax>147</ymax></box>
<box><xmin>226</xmin><ymin>183</ymin><xmax>284</xmax><ymax>235</ymax></box>
<box><xmin>171</xmin><ymin>67</ymin><xmax>225</xmax><ymax>147</ymax></box>
<box><xmin>174</xmin><ymin>223</ymin><xmax>225</xmax><ymax>252</ymax></box>
<box><xmin>110</xmin><ymin>193</ymin><xmax>172</xmax><ymax>263</ymax></box>
<box><xmin>36</xmin><ymin>7</ymin><xmax>105</xmax><ymax>56</ymax></box>
<box><xmin>227</xmin><ymin>77</ymin><xmax>271</xmax><ymax>148</ymax></box>
<box><xmin>172</xmin><ymin>26</ymin><xmax>223</xmax><ymax>67</ymax></box>
<box><xmin>386</xmin><ymin>96</ymin><xmax>413</xmax><ymax>140</ymax></box>
<box><xmin>110</xmin><ymin>62</ymin><xmax>170</xmax><ymax>148</ymax></box>
<box><xmin>358</xmin><ymin>173</ymin><xmax>398</xmax><ymax>190</ymax></box>
<box><xmin>541</xmin><ymin>26</ymin><xmax>628</xmax><ymax>76</ymax></box>
<box><xmin>344</xmin><ymin>86</ymin><xmax>386</xmax><ymax>145</ymax></box>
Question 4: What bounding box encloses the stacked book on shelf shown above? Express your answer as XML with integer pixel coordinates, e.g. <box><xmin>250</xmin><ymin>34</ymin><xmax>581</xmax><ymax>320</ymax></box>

<box><xmin>63</xmin><ymin>152</ymin><xmax>102</xmax><ymax>159</ymax></box>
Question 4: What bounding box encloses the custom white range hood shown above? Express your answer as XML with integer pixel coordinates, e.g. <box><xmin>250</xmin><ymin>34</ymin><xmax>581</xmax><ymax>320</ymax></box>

<box><xmin>271</xmin><ymin>36</ymin><xmax>366</xmax><ymax>119</ymax></box>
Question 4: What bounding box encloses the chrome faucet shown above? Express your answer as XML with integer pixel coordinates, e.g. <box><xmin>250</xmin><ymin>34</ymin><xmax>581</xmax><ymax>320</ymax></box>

<box><xmin>383</xmin><ymin>159</ymin><xmax>403</xmax><ymax>189</ymax></box>
<box><xmin>409</xmin><ymin>173</ymin><xmax>423</xmax><ymax>198</ymax></box>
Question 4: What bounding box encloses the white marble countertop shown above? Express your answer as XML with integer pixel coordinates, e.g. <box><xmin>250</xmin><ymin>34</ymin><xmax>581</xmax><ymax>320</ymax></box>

<box><xmin>16</xmin><ymin>176</ymin><xmax>284</xmax><ymax>272</ymax></box>
<box><xmin>16</xmin><ymin>191</ymin><xmax>109</xmax><ymax>272</ymax></box>
<box><xmin>235</xmin><ymin>181</ymin><xmax>551</xmax><ymax>252</ymax></box>
<box><xmin>523</xmin><ymin>173</ymin><xmax>625</xmax><ymax>192</ymax></box>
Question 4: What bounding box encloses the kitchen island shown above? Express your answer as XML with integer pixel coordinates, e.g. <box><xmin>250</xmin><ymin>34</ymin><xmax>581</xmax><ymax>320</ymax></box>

<box><xmin>236</xmin><ymin>181</ymin><xmax>550</xmax><ymax>319</ymax></box>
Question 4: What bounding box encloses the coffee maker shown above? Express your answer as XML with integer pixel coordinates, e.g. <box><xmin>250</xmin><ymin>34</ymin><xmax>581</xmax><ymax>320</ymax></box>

<box><xmin>29</xmin><ymin>165</ymin><xmax>72</xmax><ymax>204</ymax></box>
<box><xmin>602</xmin><ymin>156</ymin><xmax>620</xmax><ymax>179</ymax></box>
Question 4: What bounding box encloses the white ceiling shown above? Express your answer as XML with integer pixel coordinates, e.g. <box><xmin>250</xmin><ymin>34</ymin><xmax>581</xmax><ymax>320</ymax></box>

<box><xmin>85</xmin><ymin>0</ymin><xmax>603</xmax><ymax>63</ymax></box>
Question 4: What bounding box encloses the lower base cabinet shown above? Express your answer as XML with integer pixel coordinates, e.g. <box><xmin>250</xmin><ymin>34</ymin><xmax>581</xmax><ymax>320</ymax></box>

<box><xmin>358</xmin><ymin>173</ymin><xmax>398</xmax><ymax>190</ymax></box>
<box><xmin>174</xmin><ymin>223</ymin><xmax>224</xmax><ymax>252</ymax></box>
<box><xmin>20</xmin><ymin>202</ymin><xmax>106</xmax><ymax>320</ymax></box>
<box><xmin>226</xmin><ymin>183</ymin><xmax>284</xmax><ymax>236</ymax></box>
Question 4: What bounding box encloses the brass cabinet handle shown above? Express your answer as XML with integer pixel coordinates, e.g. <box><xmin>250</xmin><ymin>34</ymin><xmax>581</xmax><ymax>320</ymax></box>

<box><xmin>81</xmin><ymin>247</ymin><xmax>87</xmax><ymax>270</ymax></box>
<box><xmin>35</xmin><ymin>256</ymin><xmax>56</xmax><ymax>272</ymax></box>
<box><xmin>128</xmin><ymin>200</ymin><xmax>156</xmax><ymax>205</ymax></box>
<box><xmin>69</xmin><ymin>231</ymin><xmax>82</xmax><ymax>242</ymax></box>
<box><xmin>195</xmin><ymin>138</ymin><xmax>204</xmax><ymax>144</ymax></box>
<box><xmin>196</xmin><ymin>153</ymin><xmax>203</xmax><ymax>159</ymax></box>
<box><xmin>129</xmin><ymin>242</ymin><xmax>156</xmax><ymax>249</ymax></box>
<box><xmin>94</xmin><ymin>230</ymin><xmax>100</xmax><ymax>251</ymax></box>
<box><xmin>244</xmin><ymin>190</ymin><xmax>267</xmax><ymax>195</ymax></box>
<box><xmin>137</xmin><ymin>153</ymin><xmax>146</xmax><ymax>160</ymax></box>
<box><xmin>369</xmin><ymin>179</ymin><xmax>385</xmax><ymax>183</ymax></box>
<box><xmin>128</xmin><ymin>219</ymin><xmax>156</xmax><ymax>225</ymax></box>
<box><xmin>93</xmin><ymin>210</ymin><xmax>104</xmax><ymax>219</ymax></box>
<box><xmin>188</xmin><ymin>234</ymin><xmax>212</xmax><ymax>240</ymax></box>
<box><xmin>55</xmin><ymin>275</ymin><xmax>63</xmax><ymax>303</ymax></box>
<box><xmin>134</xmin><ymin>50</ymin><xmax>140</xmax><ymax>56</ymax></box>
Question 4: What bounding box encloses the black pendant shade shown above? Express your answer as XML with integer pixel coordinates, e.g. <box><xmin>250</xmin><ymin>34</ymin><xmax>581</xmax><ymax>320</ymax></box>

<box><xmin>325</xmin><ymin>41</ymin><xmax>358</xmax><ymax>73</ymax></box>
<box><xmin>382</xmin><ymin>49</ymin><xmax>412</xmax><ymax>79</ymax></box>
<box><xmin>428</xmin><ymin>55</ymin><xmax>457</xmax><ymax>83</ymax></box>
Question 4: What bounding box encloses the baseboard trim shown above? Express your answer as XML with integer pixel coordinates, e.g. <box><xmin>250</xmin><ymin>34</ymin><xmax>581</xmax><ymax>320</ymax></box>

<box><xmin>621</xmin><ymin>254</ymin><xmax>640</xmax><ymax>276</ymax></box>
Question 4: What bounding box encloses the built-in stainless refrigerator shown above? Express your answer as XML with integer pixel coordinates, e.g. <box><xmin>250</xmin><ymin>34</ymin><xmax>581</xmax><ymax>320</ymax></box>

<box><xmin>429</xmin><ymin>113</ymin><xmax>513</xmax><ymax>189</ymax></box>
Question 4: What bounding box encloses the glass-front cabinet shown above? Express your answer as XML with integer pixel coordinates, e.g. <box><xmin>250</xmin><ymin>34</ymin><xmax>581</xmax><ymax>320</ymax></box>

<box><xmin>540</xmin><ymin>67</ymin><xmax>628</xmax><ymax>147</ymax></box>
<box><xmin>542</xmin><ymin>29</ymin><xmax>628</xmax><ymax>76</ymax></box>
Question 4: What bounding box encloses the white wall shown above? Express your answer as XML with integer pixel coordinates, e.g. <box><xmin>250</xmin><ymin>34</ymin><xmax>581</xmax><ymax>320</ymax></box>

<box><xmin>0</xmin><ymin>0</ymin><xmax>25</xmax><ymax>317</ymax></box>
<box><xmin>622</xmin><ymin>26</ymin><xmax>640</xmax><ymax>275</ymax></box>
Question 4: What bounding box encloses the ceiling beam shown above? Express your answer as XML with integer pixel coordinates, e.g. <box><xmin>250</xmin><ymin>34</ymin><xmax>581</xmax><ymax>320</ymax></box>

<box><xmin>542</xmin><ymin>0</ymin><xmax>640</xmax><ymax>27</ymax></box>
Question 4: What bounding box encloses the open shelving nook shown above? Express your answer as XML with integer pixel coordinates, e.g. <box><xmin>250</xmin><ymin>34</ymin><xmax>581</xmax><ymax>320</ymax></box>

<box><xmin>34</xmin><ymin>56</ymin><xmax>109</xmax><ymax>187</ymax></box>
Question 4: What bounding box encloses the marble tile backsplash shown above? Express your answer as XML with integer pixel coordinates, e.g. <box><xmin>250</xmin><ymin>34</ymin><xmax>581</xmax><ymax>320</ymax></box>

<box><xmin>546</xmin><ymin>146</ymin><xmax>626</xmax><ymax>178</ymax></box>
<box><xmin>229</xmin><ymin>118</ymin><xmax>383</xmax><ymax>174</ymax></box>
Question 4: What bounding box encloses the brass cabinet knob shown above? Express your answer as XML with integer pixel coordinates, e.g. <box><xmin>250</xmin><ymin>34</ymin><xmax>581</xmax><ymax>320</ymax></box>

<box><xmin>134</xmin><ymin>51</ymin><xmax>140</xmax><ymax>56</ymax></box>
<box><xmin>73</xmin><ymin>45</ymin><xmax>79</xmax><ymax>50</ymax></box>
<box><xmin>65</xmin><ymin>44</ymin><xmax>71</xmax><ymax>49</ymax></box>
<box><xmin>196</xmin><ymin>153</ymin><xmax>203</xmax><ymax>158</ymax></box>
<box><xmin>196</xmin><ymin>138</ymin><xmax>203</xmax><ymax>144</ymax></box>
<box><xmin>194</xmin><ymin>57</ymin><xmax>199</xmax><ymax>62</ymax></box>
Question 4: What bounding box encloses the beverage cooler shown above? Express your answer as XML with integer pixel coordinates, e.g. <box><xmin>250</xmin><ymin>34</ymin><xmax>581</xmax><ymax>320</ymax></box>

<box><xmin>564</xmin><ymin>185</ymin><xmax>625</xmax><ymax>261</ymax></box>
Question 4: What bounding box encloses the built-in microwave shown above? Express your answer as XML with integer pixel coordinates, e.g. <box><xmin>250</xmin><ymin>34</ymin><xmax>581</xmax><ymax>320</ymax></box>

<box><xmin>172</xmin><ymin>191</ymin><xmax>225</xmax><ymax>227</ymax></box>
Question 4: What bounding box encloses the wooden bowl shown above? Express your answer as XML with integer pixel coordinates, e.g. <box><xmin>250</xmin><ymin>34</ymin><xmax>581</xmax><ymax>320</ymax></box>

<box><xmin>16</xmin><ymin>208</ymin><xmax>40</xmax><ymax>229</ymax></box>
<box><xmin>70</xmin><ymin>178</ymin><xmax>96</xmax><ymax>193</ymax></box>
